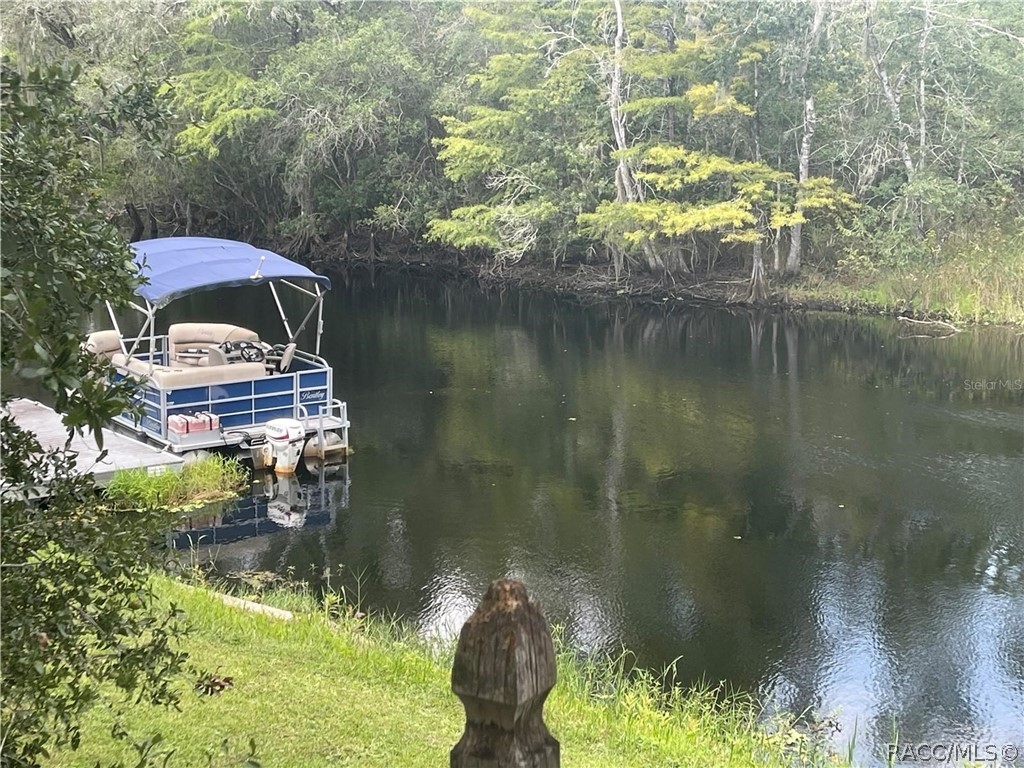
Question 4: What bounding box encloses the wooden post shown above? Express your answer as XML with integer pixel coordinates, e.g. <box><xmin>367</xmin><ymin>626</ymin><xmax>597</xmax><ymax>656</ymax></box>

<box><xmin>451</xmin><ymin>579</ymin><xmax>559</xmax><ymax>768</ymax></box>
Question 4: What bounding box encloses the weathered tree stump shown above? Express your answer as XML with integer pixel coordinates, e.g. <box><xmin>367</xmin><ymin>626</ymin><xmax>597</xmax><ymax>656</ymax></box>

<box><xmin>451</xmin><ymin>579</ymin><xmax>559</xmax><ymax>768</ymax></box>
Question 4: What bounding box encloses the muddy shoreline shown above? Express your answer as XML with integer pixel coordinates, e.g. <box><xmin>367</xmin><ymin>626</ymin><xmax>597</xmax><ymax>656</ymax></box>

<box><xmin>303</xmin><ymin>241</ymin><xmax>960</xmax><ymax>325</ymax></box>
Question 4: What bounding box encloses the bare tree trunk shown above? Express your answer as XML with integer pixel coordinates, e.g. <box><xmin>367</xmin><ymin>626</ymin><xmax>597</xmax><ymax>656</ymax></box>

<box><xmin>785</xmin><ymin>0</ymin><xmax>826</xmax><ymax>276</ymax></box>
<box><xmin>917</xmin><ymin>1</ymin><xmax>932</xmax><ymax>164</ymax></box>
<box><xmin>746</xmin><ymin>240</ymin><xmax>768</xmax><ymax>302</ymax></box>
<box><xmin>125</xmin><ymin>202</ymin><xmax>144</xmax><ymax>242</ymax></box>
<box><xmin>914</xmin><ymin>2</ymin><xmax>933</xmax><ymax>236</ymax></box>
<box><xmin>772</xmin><ymin>184</ymin><xmax>782</xmax><ymax>272</ymax></box>
<box><xmin>609</xmin><ymin>0</ymin><xmax>640</xmax><ymax>204</ymax></box>
<box><xmin>864</xmin><ymin>8</ymin><xmax>915</xmax><ymax>180</ymax></box>
<box><xmin>786</xmin><ymin>95</ymin><xmax>815</xmax><ymax>275</ymax></box>
<box><xmin>604</xmin><ymin>0</ymin><xmax>663</xmax><ymax>277</ymax></box>
<box><xmin>752</xmin><ymin>58</ymin><xmax>762</xmax><ymax>163</ymax></box>
<box><xmin>665</xmin><ymin>29</ymin><xmax>677</xmax><ymax>144</ymax></box>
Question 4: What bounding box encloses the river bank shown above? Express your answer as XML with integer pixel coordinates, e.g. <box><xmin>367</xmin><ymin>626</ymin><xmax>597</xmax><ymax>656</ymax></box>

<box><xmin>301</xmin><ymin>234</ymin><xmax>1024</xmax><ymax>327</ymax></box>
<box><xmin>50</xmin><ymin>574</ymin><xmax>847</xmax><ymax>768</ymax></box>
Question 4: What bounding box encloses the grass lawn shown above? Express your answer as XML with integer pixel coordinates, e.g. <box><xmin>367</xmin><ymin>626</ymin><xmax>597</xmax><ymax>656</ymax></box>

<box><xmin>50</xmin><ymin>575</ymin><xmax>844</xmax><ymax>768</ymax></box>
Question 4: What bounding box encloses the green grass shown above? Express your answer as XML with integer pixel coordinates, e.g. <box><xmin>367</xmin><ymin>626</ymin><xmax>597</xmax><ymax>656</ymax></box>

<box><xmin>48</xmin><ymin>574</ymin><xmax>848</xmax><ymax>768</ymax></box>
<box><xmin>104</xmin><ymin>455</ymin><xmax>248</xmax><ymax>511</ymax></box>
<box><xmin>793</xmin><ymin>224</ymin><xmax>1024</xmax><ymax>325</ymax></box>
<box><xmin>797</xmin><ymin>259</ymin><xmax>1024</xmax><ymax>325</ymax></box>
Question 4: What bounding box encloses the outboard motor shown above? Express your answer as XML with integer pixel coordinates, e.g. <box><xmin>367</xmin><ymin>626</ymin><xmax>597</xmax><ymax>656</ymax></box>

<box><xmin>261</xmin><ymin>418</ymin><xmax>305</xmax><ymax>475</ymax></box>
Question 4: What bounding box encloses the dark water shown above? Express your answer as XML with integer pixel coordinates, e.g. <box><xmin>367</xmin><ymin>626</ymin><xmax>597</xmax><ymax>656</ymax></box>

<box><xmin>174</xmin><ymin>270</ymin><xmax>1024</xmax><ymax>765</ymax></box>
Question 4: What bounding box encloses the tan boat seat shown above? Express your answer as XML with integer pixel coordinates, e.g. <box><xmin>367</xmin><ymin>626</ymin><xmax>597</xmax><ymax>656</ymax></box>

<box><xmin>111</xmin><ymin>353</ymin><xmax>266</xmax><ymax>387</ymax></box>
<box><xmin>167</xmin><ymin>323</ymin><xmax>259</xmax><ymax>366</ymax></box>
<box><xmin>83</xmin><ymin>330</ymin><xmax>124</xmax><ymax>361</ymax></box>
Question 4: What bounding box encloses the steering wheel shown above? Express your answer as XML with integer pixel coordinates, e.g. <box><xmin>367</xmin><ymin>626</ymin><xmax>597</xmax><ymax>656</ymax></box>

<box><xmin>236</xmin><ymin>341</ymin><xmax>265</xmax><ymax>363</ymax></box>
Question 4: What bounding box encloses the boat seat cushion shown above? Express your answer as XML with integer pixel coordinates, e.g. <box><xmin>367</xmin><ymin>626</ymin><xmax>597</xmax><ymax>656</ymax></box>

<box><xmin>167</xmin><ymin>323</ymin><xmax>259</xmax><ymax>365</ymax></box>
<box><xmin>111</xmin><ymin>353</ymin><xmax>266</xmax><ymax>387</ymax></box>
<box><xmin>84</xmin><ymin>330</ymin><xmax>123</xmax><ymax>361</ymax></box>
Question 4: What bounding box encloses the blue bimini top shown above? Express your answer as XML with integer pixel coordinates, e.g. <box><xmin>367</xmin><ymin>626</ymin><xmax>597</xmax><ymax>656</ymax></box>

<box><xmin>130</xmin><ymin>237</ymin><xmax>332</xmax><ymax>308</ymax></box>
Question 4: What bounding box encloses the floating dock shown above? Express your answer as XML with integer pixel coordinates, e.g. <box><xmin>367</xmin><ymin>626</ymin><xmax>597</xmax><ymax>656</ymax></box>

<box><xmin>4</xmin><ymin>398</ymin><xmax>184</xmax><ymax>488</ymax></box>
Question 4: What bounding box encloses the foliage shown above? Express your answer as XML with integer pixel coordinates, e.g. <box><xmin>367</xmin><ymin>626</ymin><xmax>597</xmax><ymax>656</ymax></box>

<box><xmin>427</xmin><ymin>3</ymin><xmax>611</xmax><ymax>268</ymax></box>
<box><xmin>104</xmin><ymin>455</ymin><xmax>248</xmax><ymax>512</ymax></box>
<box><xmin>0</xmin><ymin>421</ymin><xmax>188</xmax><ymax>767</ymax></box>
<box><xmin>0</xmin><ymin>62</ymin><xmax>186</xmax><ymax>767</ymax></box>
<box><xmin>580</xmin><ymin>145</ymin><xmax>855</xmax><ymax>295</ymax></box>
<box><xmin>5</xmin><ymin>0</ymin><xmax>1023</xmax><ymax>314</ymax></box>
<box><xmin>813</xmin><ymin>216</ymin><xmax>1024</xmax><ymax>324</ymax></box>
<box><xmin>148</xmin><ymin>1</ymin><xmax>456</xmax><ymax>247</ymax></box>
<box><xmin>0</xmin><ymin>62</ymin><xmax>158</xmax><ymax>437</ymax></box>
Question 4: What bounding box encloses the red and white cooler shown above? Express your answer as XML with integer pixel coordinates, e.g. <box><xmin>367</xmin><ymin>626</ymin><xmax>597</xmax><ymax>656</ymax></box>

<box><xmin>168</xmin><ymin>411</ymin><xmax>221</xmax><ymax>437</ymax></box>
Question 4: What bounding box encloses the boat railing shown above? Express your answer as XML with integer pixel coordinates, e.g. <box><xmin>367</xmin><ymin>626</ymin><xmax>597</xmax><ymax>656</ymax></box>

<box><xmin>106</xmin><ymin>336</ymin><xmax>335</xmax><ymax>450</ymax></box>
<box><xmin>297</xmin><ymin>398</ymin><xmax>350</xmax><ymax>456</ymax></box>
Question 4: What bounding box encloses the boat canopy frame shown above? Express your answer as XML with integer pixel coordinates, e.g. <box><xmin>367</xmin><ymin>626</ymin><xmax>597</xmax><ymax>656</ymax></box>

<box><xmin>108</xmin><ymin>238</ymin><xmax>330</xmax><ymax>361</ymax></box>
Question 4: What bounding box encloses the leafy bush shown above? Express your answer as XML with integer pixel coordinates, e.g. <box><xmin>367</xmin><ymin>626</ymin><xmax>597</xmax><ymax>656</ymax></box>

<box><xmin>0</xmin><ymin>419</ymin><xmax>187</xmax><ymax>767</ymax></box>
<box><xmin>1</xmin><ymin>61</ymin><xmax>188</xmax><ymax>768</ymax></box>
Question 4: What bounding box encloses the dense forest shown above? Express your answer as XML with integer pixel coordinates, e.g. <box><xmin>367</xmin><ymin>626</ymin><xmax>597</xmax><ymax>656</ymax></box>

<box><xmin>4</xmin><ymin>0</ymin><xmax>1023</xmax><ymax>320</ymax></box>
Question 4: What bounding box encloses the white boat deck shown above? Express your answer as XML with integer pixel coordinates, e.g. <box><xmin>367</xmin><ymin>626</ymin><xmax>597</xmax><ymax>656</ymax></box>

<box><xmin>4</xmin><ymin>398</ymin><xmax>184</xmax><ymax>488</ymax></box>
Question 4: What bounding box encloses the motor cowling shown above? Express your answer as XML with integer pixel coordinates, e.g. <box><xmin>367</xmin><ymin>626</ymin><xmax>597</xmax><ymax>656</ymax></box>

<box><xmin>261</xmin><ymin>418</ymin><xmax>305</xmax><ymax>475</ymax></box>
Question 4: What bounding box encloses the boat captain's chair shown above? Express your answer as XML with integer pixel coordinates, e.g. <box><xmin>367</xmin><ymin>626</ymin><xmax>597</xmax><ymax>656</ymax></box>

<box><xmin>167</xmin><ymin>323</ymin><xmax>260</xmax><ymax>367</ymax></box>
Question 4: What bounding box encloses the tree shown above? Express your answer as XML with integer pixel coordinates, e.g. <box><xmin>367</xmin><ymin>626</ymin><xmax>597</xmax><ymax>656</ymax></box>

<box><xmin>1</xmin><ymin>62</ymin><xmax>187</xmax><ymax>767</ymax></box>
<box><xmin>258</xmin><ymin>7</ymin><xmax>435</xmax><ymax>253</ymax></box>
<box><xmin>427</xmin><ymin>3</ymin><xmax>609</xmax><ymax>271</ymax></box>
<box><xmin>160</xmin><ymin>1</ymin><xmax>456</xmax><ymax>252</ymax></box>
<box><xmin>782</xmin><ymin>0</ymin><xmax>827</xmax><ymax>275</ymax></box>
<box><xmin>817</xmin><ymin>1</ymin><xmax>1024</xmax><ymax>267</ymax></box>
<box><xmin>580</xmin><ymin>145</ymin><xmax>854</xmax><ymax>300</ymax></box>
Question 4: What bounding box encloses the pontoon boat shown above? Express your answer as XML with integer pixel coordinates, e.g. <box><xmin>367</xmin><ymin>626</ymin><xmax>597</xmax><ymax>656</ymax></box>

<box><xmin>84</xmin><ymin>237</ymin><xmax>349</xmax><ymax>466</ymax></box>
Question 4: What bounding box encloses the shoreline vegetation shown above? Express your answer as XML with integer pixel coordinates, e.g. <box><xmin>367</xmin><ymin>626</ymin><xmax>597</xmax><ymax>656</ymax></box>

<box><xmin>49</xmin><ymin>573</ymin><xmax>852</xmax><ymax>768</ymax></box>
<box><xmin>308</xmin><ymin>233</ymin><xmax>1024</xmax><ymax>328</ymax></box>
<box><xmin>104</xmin><ymin>455</ymin><xmax>248</xmax><ymax>512</ymax></box>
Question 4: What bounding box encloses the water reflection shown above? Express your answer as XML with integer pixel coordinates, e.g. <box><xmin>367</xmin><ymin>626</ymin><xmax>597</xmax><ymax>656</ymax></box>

<box><xmin>174</xmin><ymin>271</ymin><xmax>1023</xmax><ymax>766</ymax></box>
<box><xmin>418</xmin><ymin>566</ymin><xmax>476</xmax><ymax>640</ymax></box>
<box><xmin>264</xmin><ymin>474</ymin><xmax>309</xmax><ymax>529</ymax></box>
<box><xmin>173</xmin><ymin>465</ymin><xmax>349</xmax><ymax>550</ymax></box>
